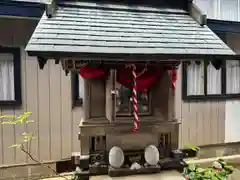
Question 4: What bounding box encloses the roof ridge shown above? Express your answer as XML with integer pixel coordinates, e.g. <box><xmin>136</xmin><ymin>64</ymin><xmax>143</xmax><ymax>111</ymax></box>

<box><xmin>57</xmin><ymin>1</ymin><xmax>188</xmax><ymax>14</ymax></box>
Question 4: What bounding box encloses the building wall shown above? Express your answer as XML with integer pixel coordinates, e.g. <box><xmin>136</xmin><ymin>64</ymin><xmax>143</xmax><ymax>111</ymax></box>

<box><xmin>0</xmin><ymin>18</ymin><xmax>83</xmax><ymax>166</ymax></box>
<box><xmin>175</xmin><ymin>0</ymin><xmax>240</xmax><ymax>147</ymax></box>
<box><xmin>175</xmin><ymin>65</ymin><xmax>225</xmax><ymax>148</ymax></box>
<box><xmin>0</xmin><ymin>17</ymin><xmax>238</xmax><ymax>166</ymax></box>
<box><xmin>224</xmin><ymin>34</ymin><xmax>240</xmax><ymax>143</ymax></box>
<box><xmin>194</xmin><ymin>0</ymin><xmax>240</xmax><ymax>21</ymax></box>
<box><xmin>176</xmin><ymin>33</ymin><xmax>240</xmax><ymax>147</ymax></box>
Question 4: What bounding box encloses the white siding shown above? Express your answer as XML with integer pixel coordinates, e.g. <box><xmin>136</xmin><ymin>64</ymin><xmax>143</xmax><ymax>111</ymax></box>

<box><xmin>194</xmin><ymin>0</ymin><xmax>240</xmax><ymax>143</ymax></box>
<box><xmin>225</xmin><ymin>100</ymin><xmax>240</xmax><ymax>142</ymax></box>
<box><xmin>225</xmin><ymin>34</ymin><xmax>240</xmax><ymax>143</ymax></box>
<box><xmin>0</xmin><ymin>18</ymin><xmax>83</xmax><ymax>166</ymax></box>
<box><xmin>194</xmin><ymin>0</ymin><xmax>240</xmax><ymax>21</ymax></box>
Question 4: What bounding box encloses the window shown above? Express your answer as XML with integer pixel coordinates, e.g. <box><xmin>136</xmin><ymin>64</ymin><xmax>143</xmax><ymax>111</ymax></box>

<box><xmin>182</xmin><ymin>59</ymin><xmax>240</xmax><ymax>100</ymax></box>
<box><xmin>71</xmin><ymin>72</ymin><xmax>84</xmax><ymax>107</ymax></box>
<box><xmin>115</xmin><ymin>82</ymin><xmax>151</xmax><ymax>116</ymax></box>
<box><xmin>0</xmin><ymin>47</ymin><xmax>21</xmax><ymax>106</ymax></box>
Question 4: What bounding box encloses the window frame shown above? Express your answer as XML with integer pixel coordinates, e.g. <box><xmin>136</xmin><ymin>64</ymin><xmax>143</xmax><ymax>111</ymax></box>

<box><xmin>0</xmin><ymin>47</ymin><xmax>22</xmax><ymax>107</ymax></box>
<box><xmin>182</xmin><ymin>60</ymin><xmax>240</xmax><ymax>101</ymax></box>
<box><xmin>71</xmin><ymin>71</ymin><xmax>83</xmax><ymax>107</ymax></box>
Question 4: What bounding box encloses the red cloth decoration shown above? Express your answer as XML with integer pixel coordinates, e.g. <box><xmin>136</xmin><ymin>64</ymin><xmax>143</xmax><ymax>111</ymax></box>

<box><xmin>168</xmin><ymin>69</ymin><xmax>177</xmax><ymax>89</ymax></box>
<box><xmin>79</xmin><ymin>65</ymin><xmax>173</xmax><ymax>91</ymax></box>
<box><xmin>117</xmin><ymin>66</ymin><xmax>162</xmax><ymax>91</ymax></box>
<box><xmin>79</xmin><ymin>66</ymin><xmax>105</xmax><ymax>78</ymax></box>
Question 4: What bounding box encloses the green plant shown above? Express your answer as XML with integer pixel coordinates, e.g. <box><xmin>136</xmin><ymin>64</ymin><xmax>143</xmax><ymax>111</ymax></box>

<box><xmin>183</xmin><ymin>144</ymin><xmax>200</xmax><ymax>152</ymax></box>
<box><xmin>0</xmin><ymin>112</ymin><xmax>68</xmax><ymax>180</ymax></box>
<box><xmin>183</xmin><ymin>159</ymin><xmax>234</xmax><ymax>180</ymax></box>
<box><xmin>0</xmin><ymin>112</ymin><xmax>35</xmax><ymax>150</ymax></box>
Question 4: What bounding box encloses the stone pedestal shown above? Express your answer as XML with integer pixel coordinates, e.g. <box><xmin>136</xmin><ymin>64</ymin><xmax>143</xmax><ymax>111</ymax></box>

<box><xmin>79</xmin><ymin>122</ymin><xmax>180</xmax><ymax>156</ymax></box>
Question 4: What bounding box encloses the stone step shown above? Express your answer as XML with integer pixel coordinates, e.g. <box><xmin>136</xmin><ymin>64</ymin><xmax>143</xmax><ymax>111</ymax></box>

<box><xmin>91</xmin><ymin>171</ymin><xmax>185</xmax><ymax>180</ymax></box>
<box><xmin>40</xmin><ymin>171</ymin><xmax>185</xmax><ymax>180</ymax></box>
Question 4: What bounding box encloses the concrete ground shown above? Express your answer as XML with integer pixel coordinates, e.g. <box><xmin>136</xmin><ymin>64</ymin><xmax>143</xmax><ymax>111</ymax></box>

<box><xmin>90</xmin><ymin>171</ymin><xmax>185</xmax><ymax>180</ymax></box>
<box><xmin>40</xmin><ymin>170</ymin><xmax>185</xmax><ymax>180</ymax></box>
<box><xmin>39</xmin><ymin>155</ymin><xmax>240</xmax><ymax>180</ymax></box>
<box><xmin>3</xmin><ymin>143</ymin><xmax>240</xmax><ymax>179</ymax></box>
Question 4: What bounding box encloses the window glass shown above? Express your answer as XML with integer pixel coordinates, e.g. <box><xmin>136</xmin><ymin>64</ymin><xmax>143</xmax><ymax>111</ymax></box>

<box><xmin>116</xmin><ymin>83</ymin><xmax>131</xmax><ymax>114</ymax></box>
<box><xmin>116</xmin><ymin>83</ymin><xmax>150</xmax><ymax>115</ymax></box>
<box><xmin>0</xmin><ymin>53</ymin><xmax>14</xmax><ymax>101</ymax></box>
<box><xmin>207</xmin><ymin>62</ymin><xmax>222</xmax><ymax>95</ymax></box>
<box><xmin>226</xmin><ymin>60</ymin><xmax>240</xmax><ymax>94</ymax></box>
<box><xmin>186</xmin><ymin>61</ymin><xmax>204</xmax><ymax>96</ymax></box>
<box><xmin>78</xmin><ymin>75</ymin><xmax>84</xmax><ymax>100</ymax></box>
<box><xmin>183</xmin><ymin>59</ymin><xmax>240</xmax><ymax>100</ymax></box>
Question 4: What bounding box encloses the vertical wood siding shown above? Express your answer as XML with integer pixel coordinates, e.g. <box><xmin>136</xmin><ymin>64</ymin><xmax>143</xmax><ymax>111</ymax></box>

<box><xmin>194</xmin><ymin>0</ymin><xmax>240</xmax><ymax>21</ymax></box>
<box><xmin>178</xmin><ymin>0</ymin><xmax>240</xmax><ymax>146</ymax></box>
<box><xmin>0</xmin><ymin>18</ymin><xmax>82</xmax><ymax>166</ymax></box>
<box><xmin>175</xmin><ymin>65</ymin><xmax>226</xmax><ymax>148</ymax></box>
<box><xmin>224</xmin><ymin>34</ymin><xmax>240</xmax><ymax>143</ymax></box>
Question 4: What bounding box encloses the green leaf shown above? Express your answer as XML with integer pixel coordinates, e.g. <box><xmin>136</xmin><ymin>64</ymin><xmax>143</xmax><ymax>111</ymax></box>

<box><xmin>188</xmin><ymin>172</ymin><xmax>195</xmax><ymax>179</ymax></box>
<box><xmin>216</xmin><ymin>174</ymin><xmax>227</xmax><ymax>180</ymax></box>
<box><xmin>9</xmin><ymin>144</ymin><xmax>21</xmax><ymax>148</ymax></box>
<box><xmin>25</xmin><ymin>120</ymin><xmax>34</xmax><ymax>123</ymax></box>
<box><xmin>188</xmin><ymin>164</ymin><xmax>196</xmax><ymax>171</ymax></box>
<box><xmin>1</xmin><ymin>121</ymin><xmax>14</xmax><ymax>125</ymax></box>
<box><xmin>195</xmin><ymin>173</ymin><xmax>202</xmax><ymax>179</ymax></box>
<box><xmin>196</xmin><ymin>167</ymin><xmax>205</xmax><ymax>173</ymax></box>
<box><xmin>211</xmin><ymin>176</ymin><xmax>219</xmax><ymax>180</ymax></box>
<box><xmin>31</xmin><ymin>136</ymin><xmax>36</xmax><ymax>140</ymax></box>
<box><xmin>218</xmin><ymin>159</ymin><xmax>226</xmax><ymax>166</ymax></box>
<box><xmin>0</xmin><ymin>112</ymin><xmax>33</xmax><ymax>125</ymax></box>
<box><xmin>204</xmin><ymin>169</ymin><xmax>215</xmax><ymax>178</ymax></box>
<box><xmin>23</xmin><ymin>135</ymin><xmax>31</xmax><ymax>139</ymax></box>
<box><xmin>183</xmin><ymin>167</ymin><xmax>189</xmax><ymax>175</ymax></box>
<box><xmin>224</xmin><ymin>165</ymin><xmax>234</xmax><ymax>173</ymax></box>
<box><xmin>184</xmin><ymin>144</ymin><xmax>199</xmax><ymax>151</ymax></box>
<box><xmin>0</xmin><ymin>115</ymin><xmax>16</xmax><ymax>119</ymax></box>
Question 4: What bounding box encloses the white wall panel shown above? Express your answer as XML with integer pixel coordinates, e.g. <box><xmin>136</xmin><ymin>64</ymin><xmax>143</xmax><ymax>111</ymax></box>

<box><xmin>193</xmin><ymin>0</ymin><xmax>214</xmax><ymax>19</ymax></box>
<box><xmin>194</xmin><ymin>0</ymin><xmax>240</xmax><ymax>21</ymax></box>
<box><xmin>220</xmin><ymin>0</ymin><xmax>238</xmax><ymax>21</ymax></box>
<box><xmin>224</xmin><ymin>34</ymin><xmax>240</xmax><ymax>143</ymax></box>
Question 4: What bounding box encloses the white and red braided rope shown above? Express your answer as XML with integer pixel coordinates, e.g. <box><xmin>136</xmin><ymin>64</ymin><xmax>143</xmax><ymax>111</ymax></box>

<box><xmin>132</xmin><ymin>66</ymin><xmax>139</xmax><ymax>132</ymax></box>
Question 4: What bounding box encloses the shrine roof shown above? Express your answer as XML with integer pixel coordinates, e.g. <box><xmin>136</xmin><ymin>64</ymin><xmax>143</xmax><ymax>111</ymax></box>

<box><xmin>25</xmin><ymin>1</ymin><xmax>236</xmax><ymax>60</ymax></box>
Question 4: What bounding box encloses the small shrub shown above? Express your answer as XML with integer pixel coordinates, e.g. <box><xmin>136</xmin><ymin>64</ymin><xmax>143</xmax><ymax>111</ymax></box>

<box><xmin>183</xmin><ymin>159</ymin><xmax>234</xmax><ymax>180</ymax></box>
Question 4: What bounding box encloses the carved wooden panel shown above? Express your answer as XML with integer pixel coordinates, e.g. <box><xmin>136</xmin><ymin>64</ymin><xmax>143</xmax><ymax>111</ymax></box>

<box><xmin>152</xmin><ymin>72</ymin><xmax>172</xmax><ymax>121</ymax></box>
<box><xmin>106</xmin><ymin>132</ymin><xmax>158</xmax><ymax>151</ymax></box>
<box><xmin>89</xmin><ymin>78</ymin><xmax>106</xmax><ymax>118</ymax></box>
<box><xmin>90</xmin><ymin>135</ymin><xmax>106</xmax><ymax>153</ymax></box>
<box><xmin>106</xmin><ymin>70</ymin><xmax>116</xmax><ymax>122</ymax></box>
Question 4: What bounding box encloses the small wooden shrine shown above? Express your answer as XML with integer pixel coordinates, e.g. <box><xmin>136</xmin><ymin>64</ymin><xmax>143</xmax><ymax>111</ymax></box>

<box><xmin>26</xmin><ymin>0</ymin><xmax>236</xmax><ymax>178</ymax></box>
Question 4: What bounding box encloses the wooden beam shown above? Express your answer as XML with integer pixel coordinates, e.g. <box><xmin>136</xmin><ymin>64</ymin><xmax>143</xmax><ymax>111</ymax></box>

<box><xmin>45</xmin><ymin>0</ymin><xmax>56</xmax><ymax>18</ymax></box>
<box><xmin>188</xmin><ymin>1</ymin><xmax>207</xmax><ymax>26</ymax></box>
<box><xmin>37</xmin><ymin>56</ymin><xmax>47</xmax><ymax>69</ymax></box>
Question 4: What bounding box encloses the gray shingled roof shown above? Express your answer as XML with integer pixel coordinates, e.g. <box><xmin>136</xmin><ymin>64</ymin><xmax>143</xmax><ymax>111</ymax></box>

<box><xmin>26</xmin><ymin>2</ymin><xmax>235</xmax><ymax>59</ymax></box>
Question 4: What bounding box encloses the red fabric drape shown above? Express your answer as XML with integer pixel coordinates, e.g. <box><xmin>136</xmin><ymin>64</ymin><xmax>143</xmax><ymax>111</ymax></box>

<box><xmin>117</xmin><ymin>66</ymin><xmax>162</xmax><ymax>91</ymax></box>
<box><xmin>168</xmin><ymin>69</ymin><xmax>177</xmax><ymax>89</ymax></box>
<box><xmin>79</xmin><ymin>66</ymin><xmax>105</xmax><ymax>78</ymax></box>
<box><xmin>79</xmin><ymin>65</ymin><xmax>176</xmax><ymax>90</ymax></box>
